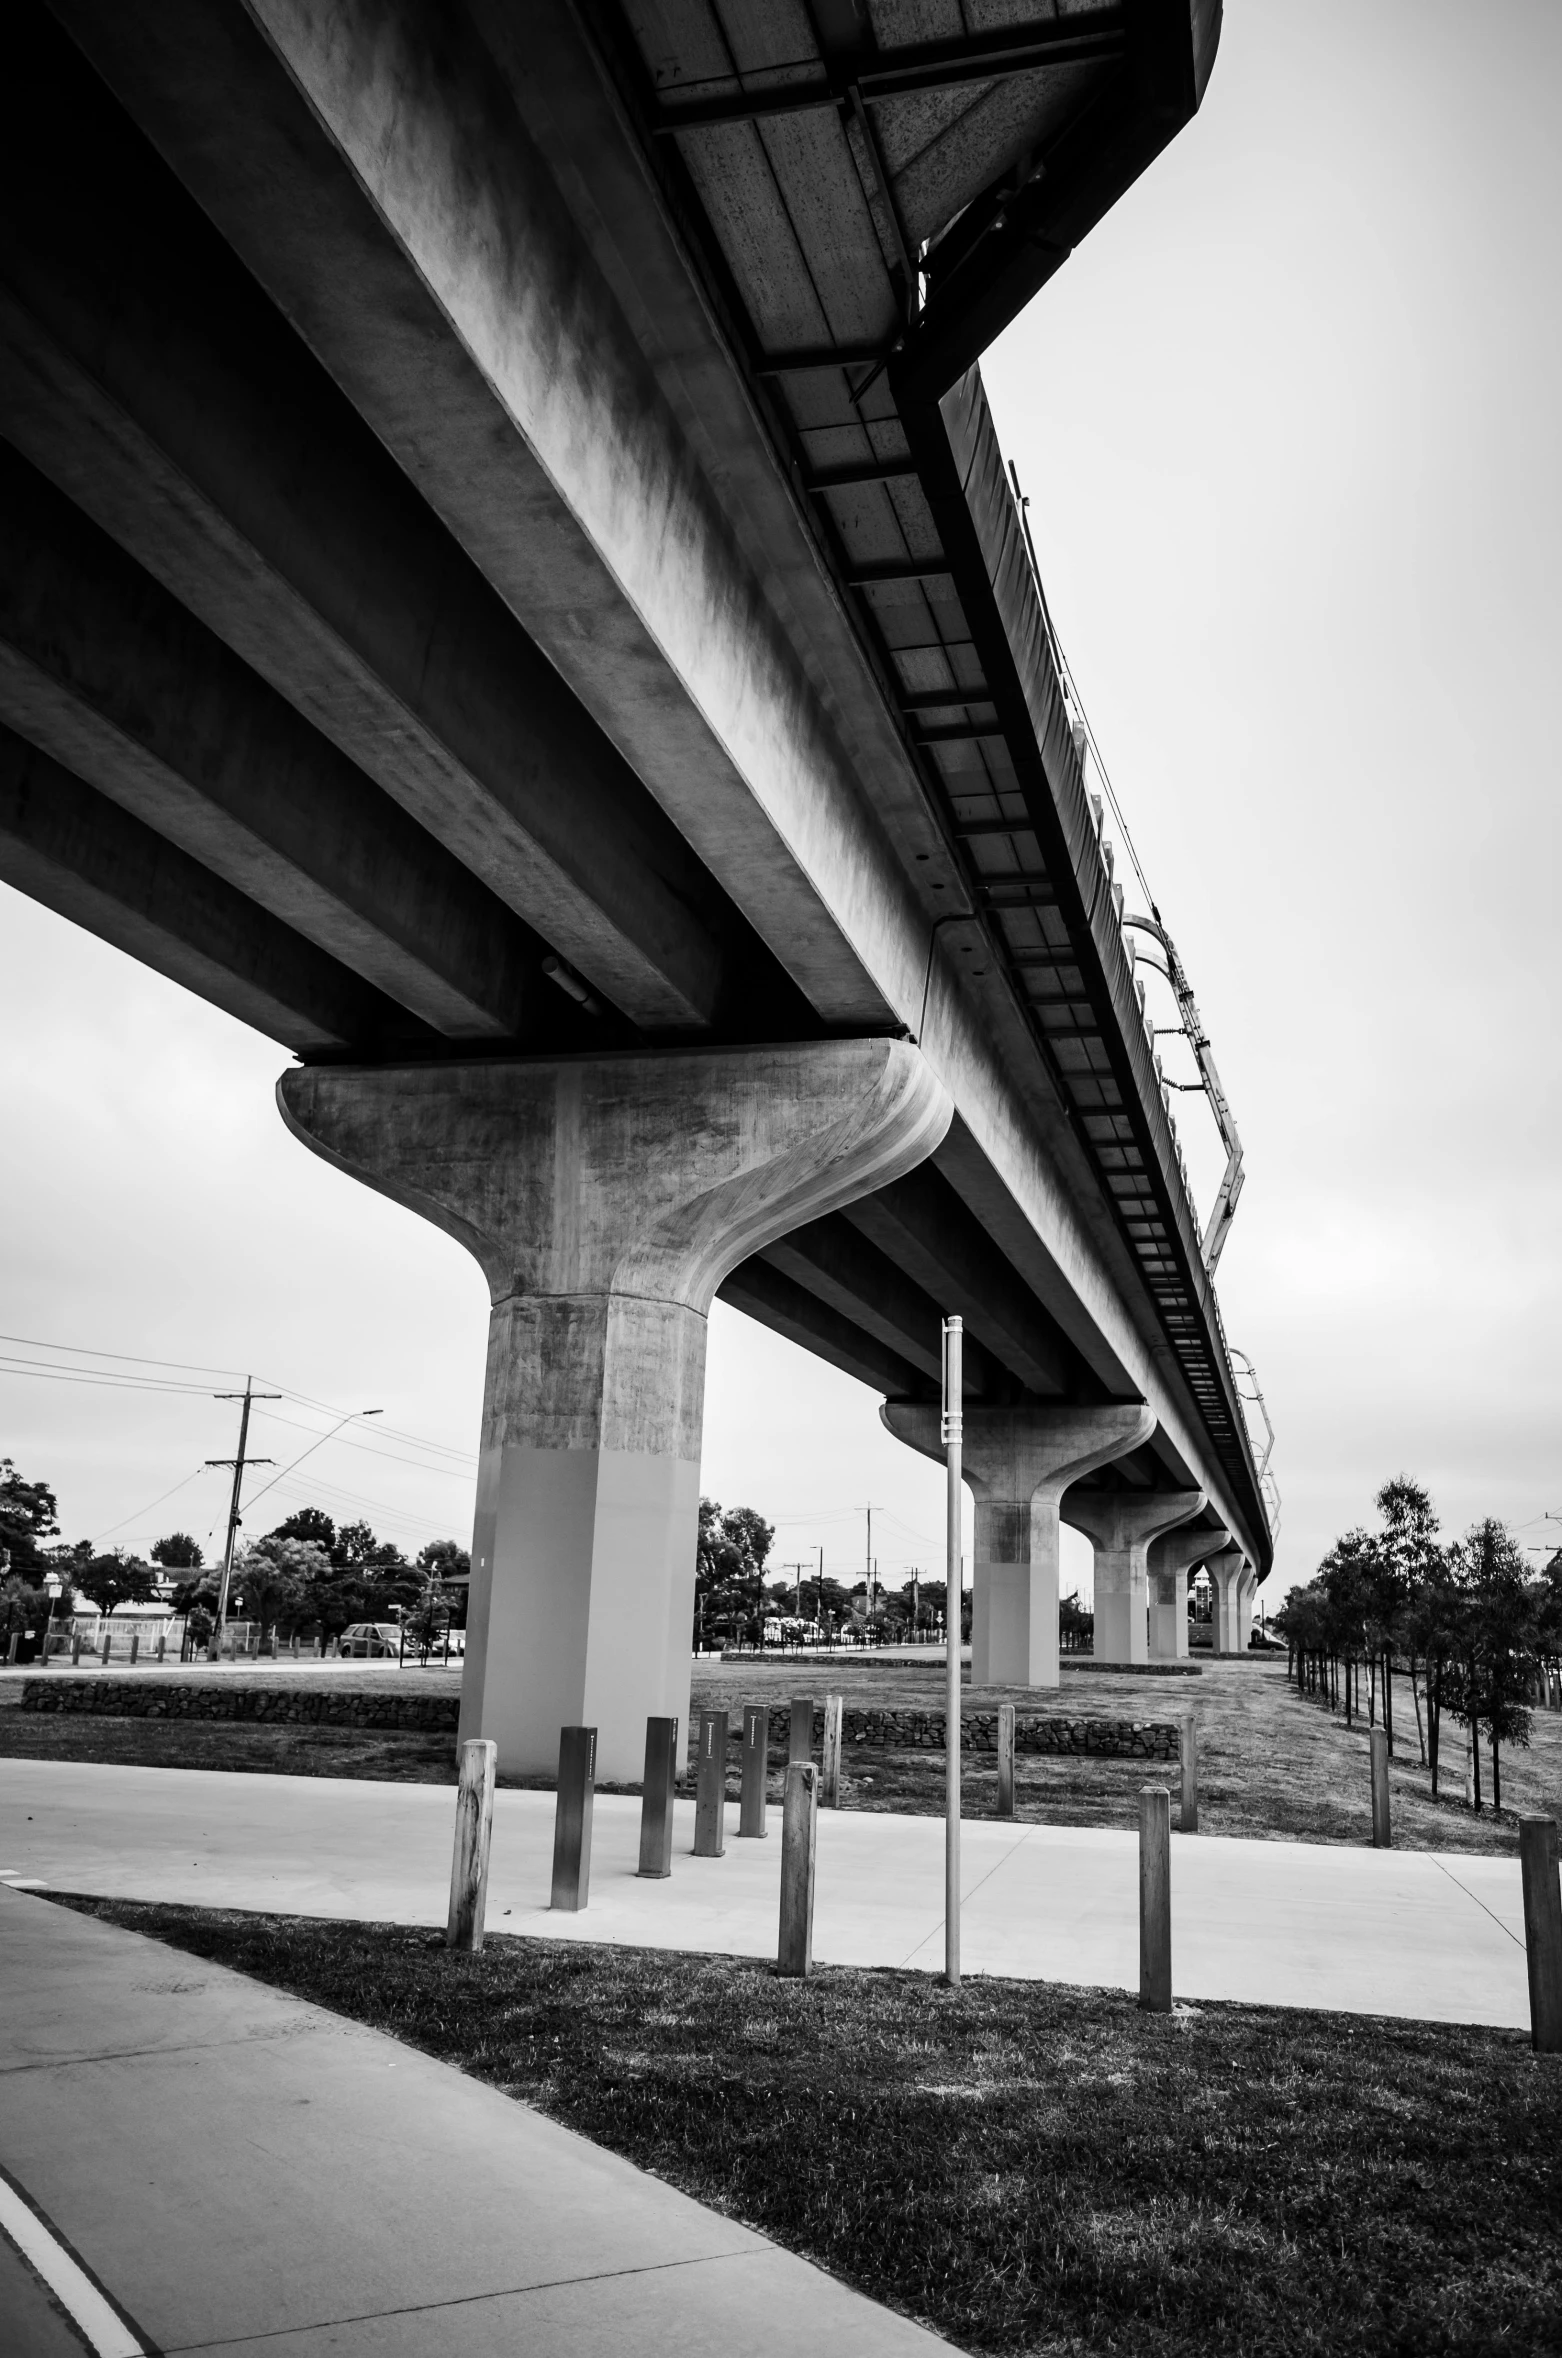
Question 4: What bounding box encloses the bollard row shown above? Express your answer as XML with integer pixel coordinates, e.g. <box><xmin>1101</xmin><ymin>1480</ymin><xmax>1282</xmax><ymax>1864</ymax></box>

<box><xmin>440</xmin><ymin>1696</ymin><xmax>843</xmax><ymax>1969</ymax></box>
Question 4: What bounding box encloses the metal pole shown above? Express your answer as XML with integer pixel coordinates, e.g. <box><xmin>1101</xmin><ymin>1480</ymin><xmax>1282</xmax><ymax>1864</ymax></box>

<box><xmin>943</xmin><ymin>1314</ymin><xmax>963</xmax><ymax>1989</ymax></box>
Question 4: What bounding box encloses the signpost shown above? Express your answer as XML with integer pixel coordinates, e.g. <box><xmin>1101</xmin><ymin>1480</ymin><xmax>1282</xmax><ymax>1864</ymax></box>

<box><xmin>943</xmin><ymin>1314</ymin><xmax>963</xmax><ymax>1989</ymax></box>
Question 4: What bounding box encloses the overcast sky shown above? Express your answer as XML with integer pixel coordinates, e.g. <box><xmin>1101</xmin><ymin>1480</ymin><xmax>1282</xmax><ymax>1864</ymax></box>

<box><xmin>2</xmin><ymin>0</ymin><xmax>1558</xmax><ymax>1602</ymax></box>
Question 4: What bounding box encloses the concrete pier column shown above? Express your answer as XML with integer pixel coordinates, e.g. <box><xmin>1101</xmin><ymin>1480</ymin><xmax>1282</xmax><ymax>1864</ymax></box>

<box><xmin>1063</xmin><ymin>1489</ymin><xmax>1206</xmax><ymax>1664</ymax></box>
<box><xmin>1205</xmin><ymin>1545</ymin><xmax>1247</xmax><ymax>1655</ymax></box>
<box><xmin>280</xmin><ymin>1041</ymin><xmax>950</xmax><ymax>1780</ymax></box>
<box><xmin>1236</xmin><ymin>1564</ymin><xmax>1258</xmax><ymax>1652</ymax></box>
<box><xmin>1147</xmin><ymin>1524</ymin><xmax>1229</xmax><ymax>1662</ymax></box>
<box><xmin>879</xmin><ymin>1402</ymin><xmax>1156</xmax><ymax>1688</ymax></box>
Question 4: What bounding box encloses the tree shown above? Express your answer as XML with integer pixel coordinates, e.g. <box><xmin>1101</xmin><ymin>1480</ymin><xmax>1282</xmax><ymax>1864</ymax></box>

<box><xmin>73</xmin><ymin>1552</ymin><xmax>157</xmax><ymax>1619</ymax></box>
<box><xmin>232</xmin><ymin>1537</ymin><xmax>327</xmax><ymax>1638</ymax></box>
<box><xmin>402</xmin><ymin>1585</ymin><xmax>450</xmax><ymax>1659</ymax></box>
<box><xmin>1404</xmin><ymin>1552</ymin><xmax>1466</xmax><ymax>1797</ymax></box>
<box><xmin>417</xmin><ymin>1539</ymin><xmax>471</xmax><ymax>1628</ymax></box>
<box><xmin>694</xmin><ymin>1499</ymin><xmax>774</xmax><ymax>1646</ymax></box>
<box><xmin>0</xmin><ymin>1458</ymin><xmax>59</xmax><ymax>1572</ymax></box>
<box><xmin>1</xmin><ymin>1574</ymin><xmax>50</xmax><ymax>1641</ymax></box>
<box><xmin>417</xmin><ymin>1539</ymin><xmax>470</xmax><ymax>1582</ymax></box>
<box><xmin>1059</xmin><ymin>1589</ymin><xmax>1093</xmax><ymax>1652</ymax></box>
<box><xmin>269</xmin><ymin>1508</ymin><xmax>337</xmax><ymax>1552</ymax></box>
<box><xmin>1375</xmin><ymin>1476</ymin><xmax>1444</xmax><ymax>1760</ymax></box>
<box><xmin>1445</xmin><ymin>1520</ymin><xmax>1535</xmax><ymax>1812</ymax></box>
<box><xmin>151</xmin><ymin>1532</ymin><xmax>204</xmax><ymax>1570</ymax></box>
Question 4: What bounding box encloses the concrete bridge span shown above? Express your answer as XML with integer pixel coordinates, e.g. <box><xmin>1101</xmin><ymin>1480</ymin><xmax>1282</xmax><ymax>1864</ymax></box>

<box><xmin>0</xmin><ymin>0</ymin><xmax>1267</xmax><ymax>1774</ymax></box>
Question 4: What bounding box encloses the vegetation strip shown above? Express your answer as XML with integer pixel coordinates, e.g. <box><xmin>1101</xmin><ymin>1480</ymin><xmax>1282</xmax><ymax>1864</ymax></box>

<box><xmin>51</xmin><ymin>1897</ymin><xmax>1562</xmax><ymax>2358</ymax></box>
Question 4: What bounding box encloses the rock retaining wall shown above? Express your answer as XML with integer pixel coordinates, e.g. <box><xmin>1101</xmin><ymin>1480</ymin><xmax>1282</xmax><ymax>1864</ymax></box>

<box><xmin>19</xmin><ymin>1680</ymin><xmax>458</xmax><ymax>1732</ymax></box>
<box><xmin>756</xmin><ymin>1705</ymin><xmax>1177</xmax><ymax>1759</ymax></box>
<box><xmin>20</xmin><ymin>1681</ymin><xmax>1179</xmax><ymax>1760</ymax></box>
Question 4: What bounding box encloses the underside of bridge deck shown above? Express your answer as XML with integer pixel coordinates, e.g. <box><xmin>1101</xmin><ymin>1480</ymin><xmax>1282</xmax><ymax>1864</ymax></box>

<box><xmin>0</xmin><ymin>0</ymin><xmax>1265</xmax><ymax>1730</ymax></box>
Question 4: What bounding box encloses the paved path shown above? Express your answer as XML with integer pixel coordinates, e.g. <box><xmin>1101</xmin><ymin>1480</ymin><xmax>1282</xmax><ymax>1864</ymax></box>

<box><xmin>0</xmin><ymin>1757</ymin><xmax>1532</xmax><ymax>2026</ymax></box>
<box><xmin>0</xmin><ymin>1883</ymin><xmax>951</xmax><ymax>2356</ymax></box>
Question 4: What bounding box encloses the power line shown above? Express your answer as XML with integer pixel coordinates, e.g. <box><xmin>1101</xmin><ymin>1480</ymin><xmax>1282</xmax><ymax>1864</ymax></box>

<box><xmin>89</xmin><ymin>1464</ymin><xmax>212</xmax><ymax>1547</ymax></box>
<box><xmin>0</xmin><ymin>1330</ymin><xmax>478</xmax><ymax>1466</ymax></box>
<box><xmin>0</xmin><ymin>1330</ymin><xmax>248</xmax><ymax>1380</ymax></box>
<box><xmin>0</xmin><ymin>1358</ymin><xmax>220</xmax><ymax>1400</ymax></box>
<box><xmin>248</xmin><ymin>1406</ymin><xmax>475</xmax><ymax>1480</ymax></box>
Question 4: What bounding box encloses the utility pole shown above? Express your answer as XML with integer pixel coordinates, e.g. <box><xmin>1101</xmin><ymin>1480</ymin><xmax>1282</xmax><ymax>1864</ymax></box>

<box><xmin>205</xmin><ymin>1379</ymin><xmax>278</xmax><ymax>1655</ymax></box>
<box><xmin>864</xmin><ymin>1503</ymin><xmax>874</xmax><ymax>1627</ymax></box>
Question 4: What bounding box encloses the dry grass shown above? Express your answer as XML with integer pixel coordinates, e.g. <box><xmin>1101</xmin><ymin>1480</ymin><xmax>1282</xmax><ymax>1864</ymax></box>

<box><xmin>6</xmin><ymin>1657</ymin><xmax>1560</xmax><ymax>1855</ymax></box>
<box><xmin>697</xmin><ymin>1657</ymin><xmax>1562</xmax><ymax>1857</ymax></box>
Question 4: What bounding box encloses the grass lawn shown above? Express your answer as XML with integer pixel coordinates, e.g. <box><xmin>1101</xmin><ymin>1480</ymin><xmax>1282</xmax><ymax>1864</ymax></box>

<box><xmin>7</xmin><ymin>1657</ymin><xmax>1560</xmax><ymax>1854</ymax></box>
<box><xmin>52</xmin><ymin>1894</ymin><xmax>1562</xmax><ymax>2358</ymax></box>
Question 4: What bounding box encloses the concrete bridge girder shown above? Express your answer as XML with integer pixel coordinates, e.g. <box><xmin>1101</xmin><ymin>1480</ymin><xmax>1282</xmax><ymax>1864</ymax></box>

<box><xmin>880</xmin><ymin>1401</ymin><xmax>1156</xmax><ymax>1689</ymax></box>
<box><xmin>278</xmin><ymin>1041</ymin><xmax>951</xmax><ymax>1782</ymax></box>
<box><xmin>32</xmin><ymin>0</ymin><xmax>1264</xmax><ymax>1567</ymax></box>
<box><xmin>1062</xmin><ymin>1489</ymin><xmax>1207</xmax><ymax>1668</ymax></box>
<box><xmin>1147</xmin><ymin>1522</ymin><xmax>1231</xmax><ymax>1664</ymax></box>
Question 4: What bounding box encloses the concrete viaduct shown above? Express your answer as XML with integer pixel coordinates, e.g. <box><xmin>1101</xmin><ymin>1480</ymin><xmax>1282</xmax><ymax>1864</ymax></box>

<box><xmin>0</xmin><ymin>0</ymin><xmax>1266</xmax><ymax>1777</ymax></box>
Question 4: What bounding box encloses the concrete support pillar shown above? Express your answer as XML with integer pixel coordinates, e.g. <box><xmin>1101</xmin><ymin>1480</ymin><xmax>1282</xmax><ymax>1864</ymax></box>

<box><xmin>1236</xmin><ymin>1565</ymin><xmax>1258</xmax><ymax>1652</ymax></box>
<box><xmin>280</xmin><ymin>1040</ymin><xmax>949</xmax><ymax>1780</ymax></box>
<box><xmin>1205</xmin><ymin>1545</ymin><xmax>1247</xmax><ymax>1656</ymax></box>
<box><xmin>879</xmin><ymin>1402</ymin><xmax>1156</xmax><ymax>1688</ymax></box>
<box><xmin>1147</xmin><ymin>1523</ymin><xmax>1229</xmax><ymax>1662</ymax></box>
<box><xmin>1063</xmin><ymin>1488</ymin><xmax>1206</xmax><ymax>1664</ymax></box>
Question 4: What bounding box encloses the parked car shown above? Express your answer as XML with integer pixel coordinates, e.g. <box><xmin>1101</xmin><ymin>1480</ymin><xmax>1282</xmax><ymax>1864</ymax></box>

<box><xmin>338</xmin><ymin>1622</ymin><xmax>402</xmax><ymax>1659</ymax></box>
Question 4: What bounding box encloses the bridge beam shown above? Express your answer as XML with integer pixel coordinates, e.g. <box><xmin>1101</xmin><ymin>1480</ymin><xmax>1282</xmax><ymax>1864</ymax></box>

<box><xmin>1064</xmin><ymin>1489</ymin><xmax>1206</xmax><ymax>1666</ymax></box>
<box><xmin>1147</xmin><ymin>1522</ymin><xmax>1230</xmax><ymax>1664</ymax></box>
<box><xmin>881</xmin><ymin>1401</ymin><xmax>1155</xmax><ymax>1689</ymax></box>
<box><xmin>279</xmin><ymin>1042</ymin><xmax>951</xmax><ymax>1781</ymax></box>
<box><xmin>0</xmin><ymin>8</ymin><xmax>761</xmax><ymax>1035</ymax></box>
<box><xmin>0</xmin><ymin>443</ymin><xmax>547</xmax><ymax>1042</ymax></box>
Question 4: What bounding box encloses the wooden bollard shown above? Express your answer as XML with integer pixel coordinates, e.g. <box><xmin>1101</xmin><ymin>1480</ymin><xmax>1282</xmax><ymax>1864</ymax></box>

<box><xmin>1519</xmin><ymin>1815</ymin><xmax>1562</xmax><ymax>2053</ymax></box>
<box><xmin>996</xmin><ymin>1702</ymin><xmax>1015</xmax><ymax>1817</ymax></box>
<box><xmin>788</xmin><ymin>1695</ymin><xmax>814</xmax><ymax>1765</ymax></box>
<box><xmin>777</xmin><ymin>1761</ymin><xmax>818</xmax><ymax>1977</ymax></box>
<box><xmin>446</xmin><ymin>1737</ymin><xmax>498</xmax><ymax>1951</ymax></box>
<box><xmin>156</xmin><ymin>1631</ymin><xmax>167</xmax><ymax>1663</ymax></box>
<box><xmin>638</xmin><ymin>1715</ymin><xmax>679</xmax><ymax>1878</ymax></box>
<box><xmin>694</xmin><ymin>1710</ymin><xmax>728</xmax><ymax>1856</ymax></box>
<box><xmin>129</xmin><ymin>1632</ymin><xmax>140</xmax><ymax>1666</ymax></box>
<box><xmin>291</xmin><ymin>1634</ymin><xmax>300</xmax><ymax>1658</ymax></box>
<box><xmin>1139</xmin><ymin>1786</ymin><xmax>1172</xmax><ymax>2013</ymax></box>
<box><xmin>1179</xmin><ymin>1714</ymin><xmax>1198</xmax><ymax>1833</ymax></box>
<box><xmin>1369</xmin><ymin>1728</ymin><xmax>1391</xmax><ymax>1848</ymax></box>
<box><xmin>100</xmin><ymin>1634</ymin><xmax>112</xmax><ymax>1665</ymax></box>
<box><xmin>71</xmin><ymin>1634</ymin><xmax>83</xmax><ymax>1667</ymax></box>
<box><xmin>739</xmin><ymin>1704</ymin><xmax>768</xmax><ymax>1837</ymax></box>
<box><xmin>5</xmin><ymin>1634</ymin><xmax>18</xmax><ymax>1667</ymax></box>
<box><xmin>551</xmin><ymin>1726</ymin><xmax>597</xmax><ymax>1910</ymax></box>
<box><xmin>821</xmin><ymin>1694</ymin><xmax>843</xmax><ymax>1808</ymax></box>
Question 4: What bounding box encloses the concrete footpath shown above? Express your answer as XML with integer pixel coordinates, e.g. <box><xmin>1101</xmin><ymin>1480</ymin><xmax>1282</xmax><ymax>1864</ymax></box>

<box><xmin>0</xmin><ymin>1883</ymin><xmax>951</xmax><ymax>2356</ymax></box>
<box><xmin>0</xmin><ymin>1757</ymin><xmax>1532</xmax><ymax>2027</ymax></box>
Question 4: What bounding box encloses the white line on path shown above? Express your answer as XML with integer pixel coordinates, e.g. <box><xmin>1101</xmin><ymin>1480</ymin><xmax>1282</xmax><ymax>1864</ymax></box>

<box><xmin>0</xmin><ymin>2168</ymin><xmax>149</xmax><ymax>2356</ymax></box>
